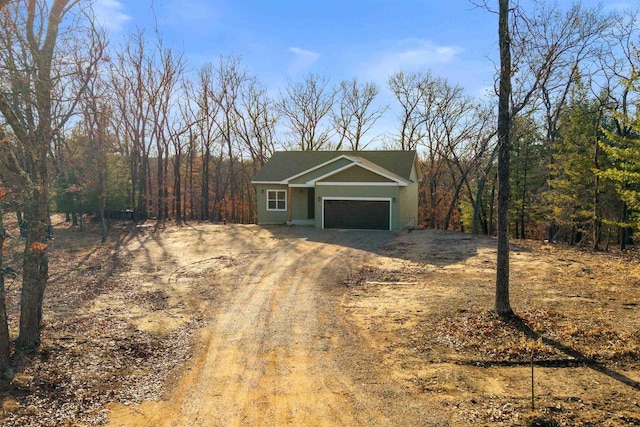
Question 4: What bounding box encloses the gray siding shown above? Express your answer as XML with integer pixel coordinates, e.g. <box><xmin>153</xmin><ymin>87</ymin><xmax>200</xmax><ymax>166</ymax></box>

<box><xmin>398</xmin><ymin>163</ymin><xmax>419</xmax><ymax>228</ymax></box>
<box><xmin>322</xmin><ymin>166</ymin><xmax>394</xmax><ymax>183</ymax></box>
<box><xmin>289</xmin><ymin>158</ymin><xmax>352</xmax><ymax>185</ymax></box>
<box><xmin>255</xmin><ymin>184</ymin><xmax>288</xmax><ymax>224</ymax></box>
<box><xmin>398</xmin><ymin>183</ymin><xmax>419</xmax><ymax>228</ymax></box>
<box><xmin>290</xmin><ymin>187</ymin><xmax>309</xmax><ymax>220</ymax></box>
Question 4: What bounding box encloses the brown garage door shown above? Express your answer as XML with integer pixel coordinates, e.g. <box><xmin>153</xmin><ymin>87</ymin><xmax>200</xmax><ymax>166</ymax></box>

<box><xmin>323</xmin><ymin>199</ymin><xmax>390</xmax><ymax>230</ymax></box>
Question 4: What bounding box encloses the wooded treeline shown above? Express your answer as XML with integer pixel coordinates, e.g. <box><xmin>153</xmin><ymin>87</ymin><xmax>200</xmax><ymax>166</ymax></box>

<box><xmin>3</xmin><ymin>2</ymin><xmax>638</xmax><ymax>244</ymax></box>
<box><xmin>0</xmin><ymin>0</ymin><xmax>640</xmax><ymax>359</ymax></box>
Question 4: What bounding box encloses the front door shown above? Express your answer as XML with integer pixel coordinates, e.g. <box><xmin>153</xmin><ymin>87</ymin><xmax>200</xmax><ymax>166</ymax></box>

<box><xmin>307</xmin><ymin>188</ymin><xmax>315</xmax><ymax>219</ymax></box>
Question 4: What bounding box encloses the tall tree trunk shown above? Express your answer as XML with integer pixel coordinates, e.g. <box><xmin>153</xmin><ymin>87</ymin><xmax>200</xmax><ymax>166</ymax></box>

<box><xmin>174</xmin><ymin>151</ymin><xmax>183</xmax><ymax>225</ymax></box>
<box><xmin>201</xmin><ymin>148</ymin><xmax>210</xmax><ymax>221</ymax></box>
<box><xmin>592</xmin><ymin>109</ymin><xmax>602</xmax><ymax>251</ymax></box>
<box><xmin>157</xmin><ymin>149</ymin><xmax>164</xmax><ymax>221</ymax></box>
<box><xmin>495</xmin><ymin>0</ymin><xmax>513</xmax><ymax>316</ymax></box>
<box><xmin>145</xmin><ymin>153</ymin><xmax>152</xmax><ymax>219</ymax></box>
<box><xmin>226</xmin><ymin>122</ymin><xmax>235</xmax><ymax>223</ymax></box>
<box><xmin>98</xmin><ymin>165</ymin><xmax>108</xmax><ymax>243</ymax></box>
<box><xmin>185</xmin><ymin>145</ymin><xmax>191</xmax><ymax>221</ymax></box>
<box><xmin>472</xmin><ymin>175</ymin><xmax>487</xmax><ymax>234</ymax></box>
<box><xmin>130</xmin><ymin>150</ymin><xmax>138</xmax><ymax>220</ymax></box>
<box><xmin>187</xmin><ymin>139</ymin><xmax>194</xmax><ymax>221</ymax></box>
<box><xmin>620</xmin><ymin>202</ymin><xmax>629</xmax><ymax>250</ymax></box>
<box><xmin>443</xmin><ymin>174</ymin><xmax>463</xmax><ymax>231</ymax></box>
<box><xmin>0</xmin><ymin>206</ymin><xmax>11</xmax><ymax>371</ymax></box>
<box><xmin>163</xmin><ymin>154</ymin><xmax>169</xmax><ymax>222</ymax></box>
<box><xmin>519</xmin><ymin>161</ymin><xmax>528</xmax><ymax>239</ymax></box>
<box><xmin>488</xmin><ymin>175</ymin><xmax>496</xmax><ymax>235</ymax></box>
<box><xmin>18</xmin><ymin>184</ymin><xmax>49</xmax><ymax>351</ymax></box>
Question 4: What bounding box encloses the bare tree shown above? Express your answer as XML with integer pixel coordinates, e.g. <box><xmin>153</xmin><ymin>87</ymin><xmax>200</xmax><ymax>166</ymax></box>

<box><xmin>147</xmin><ymin>41</ymin><xmax>185</xmax><ymax>222</ymax></box>
<box><xmin>441</xmin><ymin>104</ymin><xmax>496</xmax><ymax>231</ymax></box>
<box><xmin>190</xmin><ymin>63</ymin><xmax>222</xmax><ymax>221</ymax></box>
<box><xmin>389</xmin><ymin>70</ymin><xmax>492</xmax><ymax>229</ymax></box>
<box><xmin>169</xmin><ymin>90</ymin><xmax>198</xmax><ymax>225</ymax></box>
<box><xmin>421</xmin><ymin>76</ymin><xmax>481</xmax><ymax>229</ymax></box>
<box><xmin>0</xmin><ymin>0</ymin><xmax>102</xmax><ymax>350</ymax></box>
<box><xmin>110</xmin><ymin>31</ymin><xmax>155</xmax><ymax>221</ymax></box>
<box><xmin>81</xmin><ymin>95</ymin><xmax>110</xmax><ymax>242</ymax></box>
<box><xmin>278</xmin><ymin>73</ymin><xmax>335</xmax><ymax>151</ymax></box>
<box><xmin>495</xmin><ymin>0</ymin><xmax>513</xmax><ymax>316</ymax></box>
<box><xmin>0</xmin><ymin>194</ymin><xmax>10</xmax><ymax>371</ymax></box>
<box><xmin>235</xmin><ymin>79</ymin><xmax>278</xmax><ymax>168</ymax></box>
<box><xmin>332</xmin><ymin>78</ymin><xmax>386</xmax><ymax>150</ymax></box>
<box><xmin>388</xmin><ymin>71</ymin><xmax>427</xmax><ymax>150</ymax></box>
<box><xmin>211</xmin><ymin>56</ymin><xmax>247</xmax><ymax>222</ymax></box>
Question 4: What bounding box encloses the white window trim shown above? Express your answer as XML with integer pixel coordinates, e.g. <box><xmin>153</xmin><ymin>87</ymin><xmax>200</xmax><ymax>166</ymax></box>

<box><xmin>266</xmin><ymin>189</ymin><xmax>287</xmax><ymax>211</ymax></box>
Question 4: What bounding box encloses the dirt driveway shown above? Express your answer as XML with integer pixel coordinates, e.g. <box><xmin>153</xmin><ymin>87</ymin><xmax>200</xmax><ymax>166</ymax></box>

<box><xmin>4</xmin><ymin>220</ymin><xmax>636</xmax><ymax>426</ymax></box>
<box><xmin>106</xmin><ymin>225</ymin><xmax>442</xmax><ymax>426</ymax></box>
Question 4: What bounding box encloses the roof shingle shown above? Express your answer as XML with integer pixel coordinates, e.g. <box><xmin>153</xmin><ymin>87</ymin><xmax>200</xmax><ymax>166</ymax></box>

<box><xmin>252</xmin><ymin>150</ymin><xmax>417</xmax><ymax>183</ymax></box>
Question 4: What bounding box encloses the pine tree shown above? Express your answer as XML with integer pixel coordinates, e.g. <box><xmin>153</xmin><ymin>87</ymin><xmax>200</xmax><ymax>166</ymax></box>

<box><xmin>510</xmin><ymin>116</ymin><xmax>546</xmax><ymax>239</ymax></box>
<box><xmin>598</xmin><ymin>106</ymin><xmax>640</xmax><ymax>241</ymax></box>
<box><xmin>545</xmin><ymin>87</ymin><xmax>602</xmax><ymax>245</ymax></box>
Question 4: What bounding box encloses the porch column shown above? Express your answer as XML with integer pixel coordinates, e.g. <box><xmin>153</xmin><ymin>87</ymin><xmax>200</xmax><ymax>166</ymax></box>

<box><xmin>288</xmin><ymin>187</ymin><xmax>292</xmax><ymax>221</ymax></box>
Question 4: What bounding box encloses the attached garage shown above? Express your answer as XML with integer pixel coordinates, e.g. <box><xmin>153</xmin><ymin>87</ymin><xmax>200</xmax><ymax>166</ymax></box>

<box><xmin>323</xmin><ymin>198</ymin><xmax>391</xmax><ymax>230</ymax></box>
<box><xmin>252</xmin><ymin>151</ymin><xmax>420</xmax><ymax>231</ymax></box>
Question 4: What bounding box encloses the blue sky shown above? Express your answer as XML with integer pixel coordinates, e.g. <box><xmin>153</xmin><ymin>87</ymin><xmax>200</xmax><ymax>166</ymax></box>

<box><xmin>94</xmin><ymin>0</ymin><xmax>503</xmax><ymax>97</ymax></box>
<box><xmin>92</xmin><ymin>0</ymin><xmax>634</xmax><ymax>144</ymax></box>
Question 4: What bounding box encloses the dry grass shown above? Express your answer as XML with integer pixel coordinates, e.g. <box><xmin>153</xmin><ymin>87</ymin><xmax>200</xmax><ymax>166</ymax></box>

<box><xmin>0</xmin><ymin>217</ymin><xmax>208</xmax><ymax>426</ymax></box>
<box><xmin>0</xmin><ymin>220</ymin><xmax>638</xmax><ymax>426</ymax></box>
<box><xmin>341</xmin><ymin>230</ymin><xmax>640</xmax><ymax>426</ymax></box>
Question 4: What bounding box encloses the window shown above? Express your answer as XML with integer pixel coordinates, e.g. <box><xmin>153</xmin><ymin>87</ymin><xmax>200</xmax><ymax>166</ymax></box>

<box><xmin>267</xmin><ymin>189</ymin><xmax>287</xmax><ymax>211</ymax></box>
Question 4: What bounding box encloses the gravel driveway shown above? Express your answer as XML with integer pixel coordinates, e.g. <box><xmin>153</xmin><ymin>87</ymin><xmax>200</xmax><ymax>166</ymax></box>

<box><xmin>107</xmin><ymin>225</ymin><xmax>440</xmax><ymax>426</ymax></box>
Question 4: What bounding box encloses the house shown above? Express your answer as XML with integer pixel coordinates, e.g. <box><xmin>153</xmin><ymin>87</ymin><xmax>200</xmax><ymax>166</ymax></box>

<box><xmin>251</xmin><ymin>150</ymin><xmax>420</xmax><ymax>231</ymax></box>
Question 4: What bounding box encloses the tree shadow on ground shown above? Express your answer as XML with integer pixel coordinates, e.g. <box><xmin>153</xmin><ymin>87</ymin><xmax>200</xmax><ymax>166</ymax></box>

<box><xmin>472</xmin><ymin>314</ymin><xmax>640</xmax><ymax>391</ymax></box>
<box><xmin>264</xmin><ymin>225</ymin><xmax>501</xmax><ymax>267</ymax></box>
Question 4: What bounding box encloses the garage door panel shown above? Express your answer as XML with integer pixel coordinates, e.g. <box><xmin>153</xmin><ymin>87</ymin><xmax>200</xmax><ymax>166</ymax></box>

<box><xmin>324</xmin><ymin>200</ymin><xmax>390</xmax><ymax>230</ymax></box>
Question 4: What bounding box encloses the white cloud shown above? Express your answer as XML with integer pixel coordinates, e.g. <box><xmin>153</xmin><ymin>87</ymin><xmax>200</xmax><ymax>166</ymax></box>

<box><xmin>161</xmin><ymin>0</ymin><xmax>219</xmax><ymax>35</ymax></box>
<box><xmin>358</xmin><ymin>39</ymin><xmax>463</xmax><ymax>83</ymax></box>
<box><xmin>92</xmin><ymin>0</ymin><xmax>131</xmax><ymax>32</ymax></box>
<box><xmin>288</xmin><ymin>47</ymin><xmax>320</xmax><ymax>74</ymax></box>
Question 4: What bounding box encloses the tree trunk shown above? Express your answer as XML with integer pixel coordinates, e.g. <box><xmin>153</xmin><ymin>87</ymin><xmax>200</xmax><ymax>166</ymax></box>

<box><xmin>187</xmin><ymin>140</ymin><xmax>194</xmax><ymax>220</ymax></box>
<box><xmin>443</xmin><ymin>170</ymin><xmax>467</xmax><ymax>231</ymax></box>
<box><xmin>163</xmin><ymin>154</ymin><xmax>170</xmax><ymax>222</ymax></box>
<box><xmin>174</xmin><ymin>151</ymin><xmax>183</xmax><ymax>225</ymax></box>
<box><xmin>202</xmin><ymin>148</ymin><xmax>210</xmax><ymax>221</ymax></box>
<box><xmin>495</xmin><ymin>0</ymin><xmax>513</xmax><ymax>316</ymax></box>
<box><xmin>592</xmin><ymin>131</ymin><xmax>601</xmax><ymax>250</ymax></box>
<box><xmin>99</xmin><ymin>209</ymin><xmax>107</xmax><ymax>244</ymax></box>
<box><xmin>98</xmin><ymin>121</ymin><xmax>108</xmax><ymax>243</ymax></box>
<box><xmin>620</xmin><ymin>203</ymin><xmax>629</xmax><ymax>250</ymax></box>
<box><xmin>0</xmin><ymin>207</ymin><xmax>11</xmax><ymax>371</ymax></box>
<box><xmin>157</xmin><ymin>149</ymin><xmax>164</xmax><ymax>221</ymax></box>
<box><xmin>488</xmin><ymin>175</ymin><xmax>496</xmax><ymax>235</ymax></box>
<box><xmin>18</xmin><ymin>187</ymin><xmax>49</xmax><ymax>351</ymax></box>
<box><xmin>472</xmin><ymin>175</ymin><xmax>487</xmax><ymax>234</ymax></box>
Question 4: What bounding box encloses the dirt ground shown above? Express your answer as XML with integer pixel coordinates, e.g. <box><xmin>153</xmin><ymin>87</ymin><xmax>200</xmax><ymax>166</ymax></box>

<box><xmin>1</xmin><ymin>218</ymin><xmax>639</xmax><ymax>426</ymax></box>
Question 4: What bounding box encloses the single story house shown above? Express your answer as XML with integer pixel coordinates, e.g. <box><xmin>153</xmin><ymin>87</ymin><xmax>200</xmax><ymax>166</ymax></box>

<box><xmin>251</xmin><ymin>150</ymin><xmax>420</xmax><ymax>231</ymax></box>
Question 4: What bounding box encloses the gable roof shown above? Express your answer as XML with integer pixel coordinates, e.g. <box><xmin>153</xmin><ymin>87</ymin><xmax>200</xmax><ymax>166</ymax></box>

<box><xmin>252</xmin><ymin>150</ymin><xmax>418</xmax><ymax>184</ymax></box>
<box><xmin>308</xmin><ymin>156</ymin><xmax>409</xmax><ymax>186</ymax></box>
